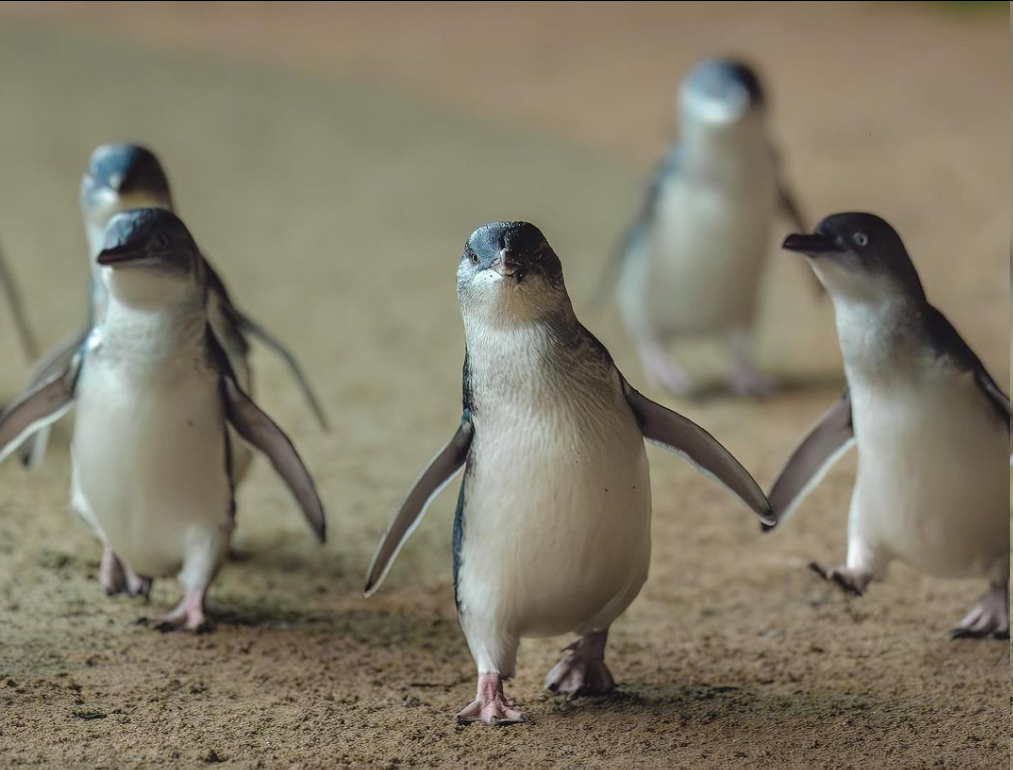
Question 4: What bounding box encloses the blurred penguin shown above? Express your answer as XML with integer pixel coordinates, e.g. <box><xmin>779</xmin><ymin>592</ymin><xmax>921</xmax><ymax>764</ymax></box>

<box><xmin>608</xmin><ymin>59</ymin><xmax>811</xmax><ymax>397</ymax></box>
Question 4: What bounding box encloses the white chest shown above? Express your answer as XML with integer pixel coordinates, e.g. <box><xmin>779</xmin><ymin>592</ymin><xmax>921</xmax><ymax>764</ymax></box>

<box><xmin>848</xmin><ymin>357</ymin><xmax>1008</xmax><ymax>578</ymax></box>
<box><xmin>71</xmin><ymin>321</ymin><xmax>232</xmax><ymax>578</ymax></box>
<box><xmin>457</xmin><ymin>324</ymin><xmax>652</xmax><ymax>637</ymax></box>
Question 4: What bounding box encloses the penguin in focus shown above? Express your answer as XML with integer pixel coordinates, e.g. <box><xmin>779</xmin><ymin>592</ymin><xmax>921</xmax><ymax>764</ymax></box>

<box><xmin>0</xmin><ymin>208</ymin><xmax>326</xmax><ymax>630</ymax></box>
<box><xmin>770</xmin><ymin>212</ymin><xmax>1009</xmax><ymax>639</ymax></box>
<box><xmin>21</xmin><ymin>143</ymin><xmax>328</xmax><ymax>469</ymax></box>
<box><xmin>365</xmin><ymin>221</ymin><xmax>774</xmax><ymax>725</ymax></box>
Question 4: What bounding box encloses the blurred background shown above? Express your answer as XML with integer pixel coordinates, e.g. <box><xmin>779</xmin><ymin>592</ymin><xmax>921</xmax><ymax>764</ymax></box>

<box><xmin>0</xmin><ymin>2</ymin><xmax>1007</xmax><ymax>767</ymax></box>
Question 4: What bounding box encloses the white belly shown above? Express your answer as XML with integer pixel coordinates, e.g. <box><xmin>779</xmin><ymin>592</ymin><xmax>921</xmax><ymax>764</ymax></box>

<box><xmin>619</xmin><ymin>168</ymin><xmax>777</xmax><ymax>337</ymax></box>
<box><xmin>851</xmin><ymin>370</ymin><xmax>1009</xmax><ymax>579</ymax></box>
<box><xmin>71</xmin><ymin>359</ymin><xmax>233</xmax><ymax>579</ymax></box>
<box><xmin>457</xmin><ymin>387</ymin><xmax>651</xmax><ymax>639</ymax></box>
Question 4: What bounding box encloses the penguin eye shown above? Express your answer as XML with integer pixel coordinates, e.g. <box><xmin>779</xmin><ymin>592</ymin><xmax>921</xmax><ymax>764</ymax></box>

<box><xmin>853</xmin><ymin>232</ymin><xmax>869</xmax><ymax>248</ymax></box>
<box><xmin>469</xmin><ymin>252</ymin><xmax>480</xmax><ymax>265</ymax></box>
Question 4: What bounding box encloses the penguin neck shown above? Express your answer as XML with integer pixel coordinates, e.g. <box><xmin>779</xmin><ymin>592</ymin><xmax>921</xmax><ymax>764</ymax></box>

<box><xmin>832</xmin><ymin>294</ymin><xmax>926</xmax><ymax>385</ymax></box>
<box><xmin>679</xmin><ymin>116</ymin><xmax>768</xmax><ymax>179</ymax></box>
<box><xmin>462</xmin><ymin>302</ymin><xmax>594</xmax><ymax>404</ymax></box>
<box><xmin>98</xmin><ymin>294</ymin><xmax>209</xmax><ymax>368</ymax></box>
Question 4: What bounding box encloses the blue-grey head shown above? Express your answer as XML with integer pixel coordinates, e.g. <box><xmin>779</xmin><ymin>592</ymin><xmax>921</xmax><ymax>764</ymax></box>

<box><xmin>680</xmin><ymin>58</ymin><xmax>766</xmax><ymax>128</ymax></box>
<box><xmin>783</xmin><ymin>213</ymin><xmax>925</xmax><ymax>303</ymax></box>
<box><xmin>457</xmin><ymin>221</ymin><xmax>569</xmax><ymax>324</ymax></box>
<box><xmin>81</xmin><ymin>144</ymin><xmax>174</xmax><ymax>255</ymax></box>
<box><xmin>97</xmin><ymin>208</ymin><xmax>205</xmax><ymax>309</ymax></box>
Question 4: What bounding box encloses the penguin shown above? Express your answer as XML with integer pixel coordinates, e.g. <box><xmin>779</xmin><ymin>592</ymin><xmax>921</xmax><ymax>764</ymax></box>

<box><xmin>20</xmin><ymin>143</ymin><xmax>328</xmax><ymax>469</ymax></box>
<box><xmin>0</xmin><ymin>208</ymin><xmax>326</xmax><ymax>630</ymax></box>
<box><xmin>770</xmin><ymin>212</ymin><xmax>1009</xmax><ymax>639</ymax></box>
<box><xmin>608</xmin><ymin>58</ymin><xmax>812</xmax><ymax>397</ymax></box>
<box><xmin>364</xmin><ymin>221</ymin><xmax>774</xmax><ymax>725</ymax></box>
<box><xmin>0</xmin><ymin>237</ymin><xmax>38</xmax><ymax>363</ymax></box>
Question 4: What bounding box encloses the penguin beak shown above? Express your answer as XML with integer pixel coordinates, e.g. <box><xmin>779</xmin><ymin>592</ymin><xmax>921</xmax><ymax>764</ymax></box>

<box><xmin>493</xmin><ymin>249</ymin><xmax>525</xmax><ymax>281</ymax></box>
<box><xmin>782</xmin><ymin>233</ymin><xmax>844</xmax><ymax>257</ymax></box>
<box><xmin>97</xmin><ymin>244</ymin><xmax>145</xmax><ymax>267</ymax></box>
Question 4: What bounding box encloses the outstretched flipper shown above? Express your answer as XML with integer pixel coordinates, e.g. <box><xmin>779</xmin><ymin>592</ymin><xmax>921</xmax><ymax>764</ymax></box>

<box><xmin>0</xmin><ymin>353</ymin><xmax>81</xmax><ymax>466</ymax></box>
<box><xmin>18</xmin><ymin>329</ymin><xmax>90</xmax><ymax>468</ymax></box>
<box><xmin>0</xmin><ymin>240</ymin><xmax>38</xmax><ymax>361</ymax></box>
<box><xmin>234</xmin><ymin>310</ymin><xmax>330</xmax><ymax>431</ymax></box>
<box><xmin>620</xmin><ymin>376</ymin><xmax>774</xmax><ymax>526</ymax></box>
<box><xmin>364</xmin><ymin>416</ymin><xmax>474</xmax><ymax>596</ymax></box>
<box><xmin>221</xmin><ymin>376</ymin><xmax>326</xmax><ymax>543</ymax></box>
<box><xmin>766</xmin><ymin>391</ymin><xmax>855</xmax><ymax>530</ymax></box>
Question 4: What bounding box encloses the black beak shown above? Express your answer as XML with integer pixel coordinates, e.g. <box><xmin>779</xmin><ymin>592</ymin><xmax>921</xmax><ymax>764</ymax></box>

<box><xmin>493</xmin><ymin>249</ymin><xmax>524</xmax><ymax>280</ymax></box>
<box><xmin>782</xmin><ymin>233</ymin><xmax>843</xmax><ymax>257</ymax></box>
<box><xmin>97</xmin><ymin>244</ymin><xmax>144</xmax><ymax>266</ymax></box>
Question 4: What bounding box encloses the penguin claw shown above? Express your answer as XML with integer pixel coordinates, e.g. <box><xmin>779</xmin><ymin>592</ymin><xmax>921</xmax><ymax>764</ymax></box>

<box><xmin>950</xmin><ymin>584</ymin><xmax>1009</xmax><ymax>640</ymax></box>
<box><xmin>154</xmin><ymin>590</ymin><xmax>211</xmax><ymax>633</ymax></box>
<box><xmin>809</xmin><ymin>562</ymin><xmax>868</xmax><ymax>597</ymax></box>
<box><xmin>544</xmin><ymin>630</ymin><xmax>615</xmax><ymax>698</ymax></box>
<box><xmin>456</xmin><ymin>673</ymin><xmax>529</xmax><ymax>726</ymax></box>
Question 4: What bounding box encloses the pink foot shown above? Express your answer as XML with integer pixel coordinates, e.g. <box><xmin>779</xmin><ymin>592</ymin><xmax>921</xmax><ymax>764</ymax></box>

<box><xmin>544</xmin><ymin>630</ymin><xmax>615</xmax><ymax>697</ymax></box>
<box><xmin>810</xmin><ymin>562</ymin><xmax>871</xmax><ymax>597</ymax></box>
<box><xmin>100</xmin><ymin>548</ymin><xmax>126</xmax><ymax>596</ymax></box>
<box><xmin>156</xmin><ymin>589</ymin><xmax>209</xmax><ymax>633</ymax></box>
<box><xmin>725</xmin><ymin>360</ymin><xmax>777</xmax><ymax>398</ymax></box>
<box><xmin>100</xmin><ymin>549</ymin><xmax>152</xmax><ymax>598</ymax></box>
<box><xmin>457</xmin><ymin>673</ymin><xmax>528</xmax><ymax>726</ymax></box>
<box><xmin>951</xmin><ymin>583</ymin><xmax>1009</xmax><ymax>640</ymax></box>
<box><xmin>640</xmin><ymin>346</ymin><xmax>695</xmax><ymax>397</ymax></box>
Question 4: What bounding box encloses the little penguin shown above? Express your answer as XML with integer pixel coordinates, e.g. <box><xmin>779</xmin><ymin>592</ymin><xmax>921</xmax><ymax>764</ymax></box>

<box><xmin>364</xmin><ymin>221</ymin><xmax>774</xmax><ymax>725</ymax></box>
<box><xmin>21</xmin><ymin>143</ymin><xmax>328</xmax><ymax>470</ymax></box>
<box><xmin>770</xmin><ymin>212</ymin><xmax>1009</xmax><ymax>639</ymax></box>
<box><xmin>0</xmin><ymin>208</ymin><xmax>326</xmax><ymax>630</ymax></box>
<box><xmin>609</xmin><ymin>58</ymin><xmax>813</xmax><ymax>397</ymax></box>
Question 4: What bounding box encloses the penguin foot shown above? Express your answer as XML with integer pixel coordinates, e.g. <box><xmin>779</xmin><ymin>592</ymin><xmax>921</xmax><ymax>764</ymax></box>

<box><xmin>725</xmin><ymin>367</ymin><xmax>778</xmax><ymax>399</ymax></box>
<box><xmin>544</xmin><ymin>630</ymin><xmax>615</xmax><ymax>698</ymax></box>
<box><xmin>950</xmin><ymin>583</ymin><xmax>1009</xmax><ymax>640</ymax></box>
<box><xmin>155</xmin><ymin>591</ymin><xmax>210</xmax><ymax>633</ymax></box>
<box><xmin>124</xmin><ymin>569</ymin><xmax>152</xmax><ymax>600</ymax></box>
<box><xmin>100</xmin><ymin>549</ymin><xmax>152</xmax><ymax>599</ymax></box>
<box><xmin>640</xmin><ymin>348</ymin><xmax>695</xmax><ymax>397</ymax></box>
<box><xmin>810</xmin><ymin>562</ymin><xmax>870</xmax><ymax>597</ymax></box>
<box><xmin>100</xmin><ymin>548</ymin><xmax>126</xmax><ymax>596</ymax></box>
<box><xmin>457</xmin><ymin>673</ymin><xmax>528</xmax><ymax>726</ymax></box>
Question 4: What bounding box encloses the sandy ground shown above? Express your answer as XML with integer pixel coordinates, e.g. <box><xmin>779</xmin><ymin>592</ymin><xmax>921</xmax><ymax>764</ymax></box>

<box><xmin>0</xmin><ymin>2</ymin><xmax>1008</xmax><ymax>768</ymax></box>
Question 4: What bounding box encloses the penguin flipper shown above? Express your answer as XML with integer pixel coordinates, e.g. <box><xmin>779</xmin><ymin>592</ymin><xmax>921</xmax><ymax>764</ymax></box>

<box><xmin>620</xmin><ymin>375</ymin><xmax>774</xmax><ymax>526</ymax></box>
<box><xmin>202</xmin><ymin>255</ymin><xmax>329</xmax><ymax>431</ymax></box>
<box><xmin>363</xmin><ymin>417</ymin><xmax>473</xmax><ymax>597</ymax></box>
<box><xmin>0</xmin><ymin>240</ymin><xmax>38</xmax><ymax>361</ymax></box>
<box><xmin>770</xmin><ymin>145</ymin><xmax>824</xmax><ymax>297</ymax></box>
<box><xmin>17</xmin><ymin>328</ymin><xmax>90</xmax><ymax>468</ymax></box>
<box><xmin>592</xmin><ymin>147</ymin><xmax>681</xmax><ymax>307</ymax></box>
<box><xmin>767</xmin><ymin>390</ymin><xmax>854</xmax><ymax>530</ymax></box>
<box><xmin>233</xmin><ymin>310</ymin><xmax>330</xmax><ymax>432</ymax></box>
<box><xmin>221</xmin><ymin>377</ymin><xmax>326</xmax><ymax>543</ymax></box>
<box><xmin>0</xmin><ymin>353</ymin><xmax>81</xmax><ymax>467</ymax></box>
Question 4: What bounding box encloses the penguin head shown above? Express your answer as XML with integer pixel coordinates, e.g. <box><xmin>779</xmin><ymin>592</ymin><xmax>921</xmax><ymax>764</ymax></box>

<box><xmin>679</xmin><ymin>59</ymin><xmax>765</xmax><ymax>128</ymax></box>
<box><xmin>457</xmin><ymin>221</ymin><xmax>568</xmax><ymax>323</ymax></box>
<box><xmin>97</xmin><ymin>208</ymin><xmax>204</xmax><ymax>309</ymax></box>
<box><xmin>783</xmin><ymin>213</ymin><xmax>925</xmax><ymax>303</ymax></box>
<box><xmin>81</xmin><ymin>144</ymin><xmax>174</xmax><ymax>243</ymax></box>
